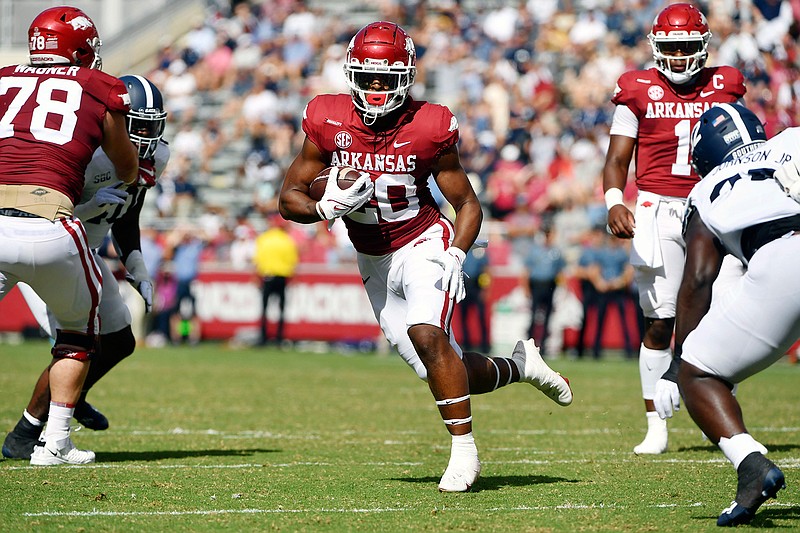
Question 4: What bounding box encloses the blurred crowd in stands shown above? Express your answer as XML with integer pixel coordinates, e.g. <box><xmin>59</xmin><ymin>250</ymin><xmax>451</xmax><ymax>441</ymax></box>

<box><xmin>108</xmin><ymin>0</ymin><xmax>800</xmax><ymax>348</ymax></box>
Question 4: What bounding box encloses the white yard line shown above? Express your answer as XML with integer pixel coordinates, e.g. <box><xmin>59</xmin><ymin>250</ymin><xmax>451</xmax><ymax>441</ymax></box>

<box><xmin>21</xmin><ymin>500</ymin><xmax>799</xmax><ymax>518</ymax></box>
<box><xmin>6</xmin><ymin>456</ymin><xmax>800</xmax><ymax>470</ymax></box>
<box><xmin>71</xmin><ymin>425</ymin><xmax>800</xmax><ymax>438</ymax></box>
<box><xmin>23</xmin><ymin>507</ymin><xmax>410</xmax><ymax>517</ymax></box>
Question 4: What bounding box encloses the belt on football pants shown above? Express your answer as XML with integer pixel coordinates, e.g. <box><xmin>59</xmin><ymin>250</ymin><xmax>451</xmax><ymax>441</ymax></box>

<box><xmin>741</xmin><ymin>213</ymin><xmax>800</xmax><ymax>261</ymax></box>
<box><xmin>0</xmin><ymin>207</ymin><xmax>43</xmax><ymax>218</ymax></box>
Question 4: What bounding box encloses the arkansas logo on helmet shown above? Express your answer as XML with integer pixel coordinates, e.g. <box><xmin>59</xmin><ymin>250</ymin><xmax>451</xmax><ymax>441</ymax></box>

<box><xmin>67</xmin><ymin>16</ymin><xmax>94</xmax><ymax>31</ymax></box>
<box><xmin>28</xmin><ymin>6</ymin><xmax>103</xmax><ymax>69</ymax></box>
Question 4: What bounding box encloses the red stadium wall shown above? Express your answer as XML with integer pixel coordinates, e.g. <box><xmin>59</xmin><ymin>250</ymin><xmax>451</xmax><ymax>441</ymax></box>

<box><xmin>0</xmin><ymin>268</ymin><xmax>642</xmax><ymax>351</ymax></box>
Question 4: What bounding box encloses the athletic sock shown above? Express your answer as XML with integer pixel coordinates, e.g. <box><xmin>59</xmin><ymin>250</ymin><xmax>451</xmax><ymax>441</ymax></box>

<box><xmin>450</xmin><ymin>432</ymin><xmax>478</xmax><ymax>458</ymax></box>
<box><xmin>43</xmin><ymin>403</ymin><xmax>74</xmax><ymax>444</ymax></box>
<box><xmin>634</xmin><ymin>412</ymin><xmax>668</xmax><ymax>454</ymax></box>
<box><xmin>23</xmin><ymin>409</ymin><xmax>45</xmax><ymax>427</ymax></box>
<box><xmin>719</xmin><ymin>433</ymin><xmax>769</xmax><ymax>470</ymax></box>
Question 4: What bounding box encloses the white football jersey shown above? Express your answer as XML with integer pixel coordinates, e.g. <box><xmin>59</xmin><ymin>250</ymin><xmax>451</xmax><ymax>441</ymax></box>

<box><xmin>687</xmin><ymin>127</ymin><xmax>800</xmax><ymax>264</ymax></box>
<box><xmin>79</xmin><ymin>140</ymin><xmax>170</xmax><ymax>248</ymax></box>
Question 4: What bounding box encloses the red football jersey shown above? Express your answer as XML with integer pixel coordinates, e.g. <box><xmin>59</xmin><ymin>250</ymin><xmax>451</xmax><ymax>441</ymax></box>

<box><xmin>303</xmin><ymin>94</ymin><xmax>459</xmax><ymax>255</ymax></box>
<box><xmin>0</xmin><ymin>64</ymin><xmax>130</xmax><ymax>203</ymax></box>
<box><xmin>611</xmin><ymin>66</ymin><xmax>746</xmax><ymax>197</ymax></box>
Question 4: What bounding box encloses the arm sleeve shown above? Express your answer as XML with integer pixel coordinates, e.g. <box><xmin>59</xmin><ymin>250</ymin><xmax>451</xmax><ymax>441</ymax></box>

<box><xmin>609</xmin><ymin>105</ymin><xmax>639</xmax><ymax>138</ymax></box>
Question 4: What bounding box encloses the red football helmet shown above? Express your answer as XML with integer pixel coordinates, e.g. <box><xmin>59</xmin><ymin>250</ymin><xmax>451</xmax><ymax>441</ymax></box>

<box><xmin>344</xmin><ymin>21</ymin><xmax>416</xmax><ymax>123</ymax></box>
<box><xmin>28</xmin><ymin>6</ymin><xmax>102</xmax><ymax>69</ymax></box>
<box><xmin>648</xmin><ymin>3</ymin><xmax>710</xmax><ymax>85</ymax></box>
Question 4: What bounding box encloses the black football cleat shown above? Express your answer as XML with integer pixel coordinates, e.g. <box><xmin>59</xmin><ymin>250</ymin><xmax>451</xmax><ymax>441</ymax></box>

<box><xmin>717</xmin><ymin>452</ymin><xmax>786</xmax><ymax>527</ymax></box>
<box><xmin>2</xmin><ymin>417</ymin><xmax>43</xmax><ymax>460</ymax></box>
<box><xmin>74</xmin><ymin>401</ymin><xmax>109</xmax><ymax>431</ymax></box>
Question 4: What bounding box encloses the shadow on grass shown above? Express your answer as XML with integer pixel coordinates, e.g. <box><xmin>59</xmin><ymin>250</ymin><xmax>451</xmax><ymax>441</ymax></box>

<box><xmin>96</xmin><ymin>448</ymin><xmax>280</xmax><ymax>462</ymax></box>
<box><xmin>391</xmin><ymin>474</ymin><xmax>576</xmax><ymax>491</ymax></box>
<box><xmin>752</xmin><ymin>506</ymin><xmax>800</xmax><ymax>528</ymax></box>
<box><xmin>691</xmin><ymin>506</ymin><xmax>800</xmax><ymax>529</ymax></box>
<box><xmin>679</xmin><ymin>443</ymin><xmax>800</xmax><ymax>454</ymax></box>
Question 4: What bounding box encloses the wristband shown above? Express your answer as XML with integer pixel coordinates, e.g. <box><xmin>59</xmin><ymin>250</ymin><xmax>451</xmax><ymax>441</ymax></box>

<box><xmin>605</xmin><ymin>188</ymin><xmax>624</xmax><ymax>210</ymax></box>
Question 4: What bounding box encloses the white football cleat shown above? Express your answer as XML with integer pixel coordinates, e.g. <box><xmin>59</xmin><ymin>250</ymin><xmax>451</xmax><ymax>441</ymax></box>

<box><xmin>30</xmin><ymin>437</ymin><xmax>95</xmax><ymax>466</ymax></box>
<box><xmin>512</xmin><ymin>339</ymin><xmax>573</xmax><ymax>406</ymax></box>
<box><xmin>438</xmin><ymin>454</ymin><xmax>481</xmax><ymax>492</ymax></box>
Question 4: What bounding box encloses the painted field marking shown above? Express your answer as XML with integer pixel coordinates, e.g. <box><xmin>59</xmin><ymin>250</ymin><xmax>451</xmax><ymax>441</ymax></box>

<box><xmin>23</xmin><ymin>501</ymin><xmax>799</xmax><ymax>519</ymax></box>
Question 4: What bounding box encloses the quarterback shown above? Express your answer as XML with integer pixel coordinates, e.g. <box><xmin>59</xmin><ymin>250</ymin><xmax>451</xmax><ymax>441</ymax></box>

<box><xmin>602</xmin><ymin>3</ymin><xmax>747</xmax><ymax>454</ymax></box>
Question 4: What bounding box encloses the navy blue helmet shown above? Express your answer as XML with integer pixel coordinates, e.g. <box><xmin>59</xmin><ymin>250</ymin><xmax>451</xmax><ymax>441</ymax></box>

<box><xmin>690</xmin><ymin>103</ymin><xmax>766</xmax><ymax>177</ymax></box>
<box><xmin>119</xmin><ymin>75</ymin><xmax>167</xmax><ymax>159</ymax></box>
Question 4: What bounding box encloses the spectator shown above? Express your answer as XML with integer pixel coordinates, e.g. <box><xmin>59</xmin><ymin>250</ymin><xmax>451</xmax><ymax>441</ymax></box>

<box><xmin>520</xmin><ymin>226</ymin><xmax>565</xmax><ymax>357</ymax></box>
<box><xmin>586</xmin><ymin>230</ymin><xmax>636</xmax><ymax>359</ymax></box>
<box><xmin>164</xmin><ymin>226</ymin><xmax>205</xmax><ymax>344</ymax></box>
<box><xmin>161</xmin><ymin>59</ymin><xmax>198</xmax><ymax>124</ymax></box>
<box><xmin>574</xmin><ymin>225</ymin><xmax>603</xmax><ymax>359</ymax></box>
<box><xmin>229</xmin><ymin>217</ymin><xmax>257</xmax><ymax>271</ymax></box>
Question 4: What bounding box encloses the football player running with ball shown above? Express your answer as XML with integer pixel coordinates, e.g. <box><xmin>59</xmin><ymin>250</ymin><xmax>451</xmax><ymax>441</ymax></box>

<box><xmin>3</xmin><ymin>75</ymin><xmax>169</xmax><ymax>460</ymax></box>
<box><xmin>279</xmin><ymin>21</ymin><xmax>572</xmax><ymax>492</ymax></box>
<box><xmin>0</xmin><ymin>6</ymin><xmax>139</xmax><ymax>465</ymax></box>
<box><xmin>662</xmin><ymin>103</ymin><xmax>798</xmax><ymax>526</ymax></box>
<box><xmin>602</xmin><ymin>3</ymin><xmax>748</xmax><ymax>455</ymax></box>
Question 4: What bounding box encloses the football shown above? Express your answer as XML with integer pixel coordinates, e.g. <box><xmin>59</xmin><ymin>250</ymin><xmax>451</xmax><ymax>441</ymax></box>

<box><xmin>308</xmin><ymin>166</ymin><xmax>362</xmax><ymax>201</ymax></box>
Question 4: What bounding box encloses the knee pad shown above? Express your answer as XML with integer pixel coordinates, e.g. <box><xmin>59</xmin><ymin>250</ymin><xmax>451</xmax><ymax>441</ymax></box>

<box><xmin>52</xmin><ymin>330</ymin><xmax>95</xmax><ymax>361</ymax></box>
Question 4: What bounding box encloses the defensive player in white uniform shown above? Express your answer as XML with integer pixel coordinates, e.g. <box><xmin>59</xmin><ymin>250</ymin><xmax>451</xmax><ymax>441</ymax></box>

<box><xmin>655</xmin><ymin>103</ymin><xmax>796</xmax><ymax>526</ymax></box>
<box><xmin>2</xmin><ymin>75</ymin><xmax>169</xmax><ymax>460</ymax></box>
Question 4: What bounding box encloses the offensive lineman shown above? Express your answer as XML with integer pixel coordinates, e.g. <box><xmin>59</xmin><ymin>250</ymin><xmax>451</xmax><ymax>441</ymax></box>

<box><xmin>279</xmin><ymin>21</ymin><xmax>572</xmax><ymax>493</ymax></box>
<box><xmin>3</xmin><ymin>75</ymin><xmax>169</xmax><ymax>460</ymax></box>
<box><xmin>602</xmin><ymin>3</ymin><xmax>748</xmax><ymax>454</ymax></box>
<box><xmin>0</xmin><ymin>6</ymin><xmax>139</xmax><ymax>465</ymax></box>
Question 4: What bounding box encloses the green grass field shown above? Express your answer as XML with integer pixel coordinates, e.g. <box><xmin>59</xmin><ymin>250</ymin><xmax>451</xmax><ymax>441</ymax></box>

<box><xmin>1</xmin><ymin>340</ymin><xmax>799</xmax><ymax>532</ymax></box>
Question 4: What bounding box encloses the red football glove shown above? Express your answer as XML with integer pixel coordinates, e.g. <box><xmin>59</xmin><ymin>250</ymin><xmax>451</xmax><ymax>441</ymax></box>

<box><xmin>137</xmin><ymin>158</ymin><xmax>157</xmax><ymax>188</ymax></box>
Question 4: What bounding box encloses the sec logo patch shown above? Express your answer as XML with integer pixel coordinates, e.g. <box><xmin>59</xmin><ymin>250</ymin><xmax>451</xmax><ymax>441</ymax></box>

<box><xmin>648</xmin><ymin>85</ymin><xmax>664</xmax><ymax>101</ymax></box>
<box><xmin>335</xmin><ymin>131</ymin><xmax>352</xmax><ymax>150</ymax></box>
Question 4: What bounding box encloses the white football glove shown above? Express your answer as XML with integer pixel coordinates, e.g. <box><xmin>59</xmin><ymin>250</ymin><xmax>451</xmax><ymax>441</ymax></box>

<box><xmin>774</xmin><ymin>160</ymin><xmax>800</xmax><ymax>202</ymax></box>
<box><xmin>654</xmin><ymin>378</ymin><xmax>680</xmax><ymax>419</ymax></box>
<box><xmin>315</xmin><ymin>169</ymin><xmax>374</xmax><ymax>221</ymax></box>
<box><xmin>125</xmin><ymin>250</ymin><xmax>153</xmax><ymax>313</ymax></box>
<box><xmin>427</xmin><ymin>247</ymin><xmax>466</xmax><ymax>303</ymax></box>
<box><xmin>74</xmin><ymin>185</ymin><xmax>128</xmax><ymax>221</ymax></box>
